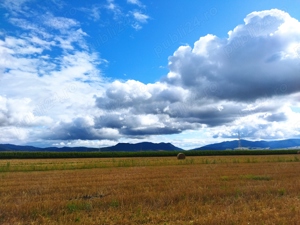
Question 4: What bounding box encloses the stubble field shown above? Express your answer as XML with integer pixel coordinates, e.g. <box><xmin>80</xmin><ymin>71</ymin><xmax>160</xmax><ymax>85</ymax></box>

<box><xmin>1</xmin><ymin>155</ymin><xmax>300</xmax><ymax>224</ymax></box>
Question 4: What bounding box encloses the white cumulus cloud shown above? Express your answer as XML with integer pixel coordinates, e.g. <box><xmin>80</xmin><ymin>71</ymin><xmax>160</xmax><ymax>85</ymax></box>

<box><xmin>1</xmin><ymin>7</ymin><xmax>300</xmax><ymax>148</ymax></box>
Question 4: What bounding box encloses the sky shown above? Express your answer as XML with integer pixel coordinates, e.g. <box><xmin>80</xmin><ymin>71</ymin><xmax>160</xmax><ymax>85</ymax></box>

<box><xmin>0</xmin><ymin>0</ymin><xmax>300</xmax><ymax>150</ymax></box>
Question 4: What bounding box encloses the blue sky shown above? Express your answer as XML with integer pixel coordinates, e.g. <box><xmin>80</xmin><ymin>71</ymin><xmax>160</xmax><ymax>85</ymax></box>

<box><xmin>0</xmin><ymin>0</ymin><xmax>300</xmax><ymax>149</ymax></box>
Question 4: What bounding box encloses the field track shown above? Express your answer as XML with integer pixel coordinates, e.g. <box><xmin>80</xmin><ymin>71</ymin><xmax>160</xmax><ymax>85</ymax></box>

<box><xmin>1</xmin><ymin>155</ymin><xmax>300</xmax><ymax>224</ymax></box>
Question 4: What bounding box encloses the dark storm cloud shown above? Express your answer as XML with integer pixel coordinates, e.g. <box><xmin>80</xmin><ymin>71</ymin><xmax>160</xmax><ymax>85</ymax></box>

<box><xmin>43</xmin><ymin>117</ymin><xmax>119</xmax><ymax>140</ymax></box>
<box><xmin>120</xmin><ymin>126</ymin><xmax>181</xmax><ymax>136</ymax></box>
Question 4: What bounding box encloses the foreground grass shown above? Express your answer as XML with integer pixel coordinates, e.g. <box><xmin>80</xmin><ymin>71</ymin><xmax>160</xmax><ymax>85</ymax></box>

<box><xmin>0</xmin><ymin>155</ymin><xmax>300</xmax><ymax>224</ymax></box>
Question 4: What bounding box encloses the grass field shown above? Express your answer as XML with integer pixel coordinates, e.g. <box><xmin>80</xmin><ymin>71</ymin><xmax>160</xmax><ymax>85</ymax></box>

<box><xmin>1</xmin><ymin>155</ymin><xmax>300</xmax><ymax>224</ymax></box>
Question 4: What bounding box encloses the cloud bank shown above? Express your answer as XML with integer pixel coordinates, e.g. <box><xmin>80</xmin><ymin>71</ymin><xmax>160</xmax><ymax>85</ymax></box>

<box><xmin>94</xmin><ymin>9</ymin><xmax>300</xmax><ymax>142</ymax></box>
<box><xmin>166</xmin><ymin>9</ymin><xmax>300</xmax><ymax>101</ymax></box>
<box><xmin>0</xmin><ymin>5</ymin><xmax>300</xmax><ymax>148</ymax></box>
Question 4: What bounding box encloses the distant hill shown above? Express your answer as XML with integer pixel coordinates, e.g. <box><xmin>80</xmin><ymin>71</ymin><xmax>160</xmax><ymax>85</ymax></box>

<box><xmin>103</xmin><ymin>142</ymin><xmax>183</xmax><ymax>151</ymax></box>
<box><xmin>0</xmin><ymin>144</ymin><xmax>99</xmax><ymax>152</ymax></box>
<box><xmin>0</xmin><ymin>144</ymin><xmax>42</xmax><ymax>151</ymax></box>
<box><xmin>2</xmin><ymin>139</ymin><xmax>299</xmax><ymax>152</ymax></box>
<box><xmin>0</xmin><ymin>142</ymin><xmax>182</xmax><ymax>152</ymax></box>
<box><xmin>194</xmin><ymin>139</ymin><xmax>300</xmax><ymax>150</ymax></box>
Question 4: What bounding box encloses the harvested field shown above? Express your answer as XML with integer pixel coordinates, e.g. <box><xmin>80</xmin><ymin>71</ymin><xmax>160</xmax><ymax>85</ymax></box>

<box><xmin>0</xmin><ymin>155</ymin><xmax>300</xmax><ymax>224</ymax></box>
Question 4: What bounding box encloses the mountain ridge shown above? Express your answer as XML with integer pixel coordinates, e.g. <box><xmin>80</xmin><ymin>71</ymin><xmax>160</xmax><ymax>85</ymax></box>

<box><xmin>0</xmin><ymin>142</ymin><xmax>182</xmax><ymax>152</ymax></box>
<box><xmin>194</xmin><ymin>139</ymin><xmax>300</xmax><ymax>150</ymax></box>
<box><xmin>0</xmin><ymin>139</ymin><xmax>300</xmax><ymax>152</ymax></box>
<box><xmin>101</xmin><ymin>142</ymin><xmax>182</xmax><ymax>152</ymax></box>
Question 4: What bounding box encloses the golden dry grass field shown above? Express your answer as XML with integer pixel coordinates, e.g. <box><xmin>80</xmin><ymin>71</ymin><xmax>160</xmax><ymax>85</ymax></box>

<box><xmin>1</xmin><ymin>155</ymin><xmax>300</xmax><ymax>224</ymax></box>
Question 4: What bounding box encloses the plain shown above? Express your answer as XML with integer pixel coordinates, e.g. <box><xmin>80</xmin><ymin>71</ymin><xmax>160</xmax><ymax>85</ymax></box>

<box><xmin>0</xmin><ymin>155</ymin><xmax>300</xmax><ymax>224</ymax></box>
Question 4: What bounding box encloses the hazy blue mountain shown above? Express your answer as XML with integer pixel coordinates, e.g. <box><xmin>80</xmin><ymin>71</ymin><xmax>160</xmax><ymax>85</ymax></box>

<box><xmin>194</xmin><ymin>139</ymin><xmax>300</xmax><ymax>150</ymax></box>
<box><xmin>104</xmin><ymin>142</ymin><xmax>183</xmax><ymax>151</ymax></box>
<box><xmin>0</xmin><ymin>142</ymin><xmax>182</xmax><ymax>152</ymax></box>
<box><xmin>0</xmin><ymin>144</ymin><xmax>99</xmax><ymax>152</ymax></box>
<box><xmin>0</xmin><ymin>144</ymin><xmax>41</xmax><ymax>151</ymax></box>
<box><xmin>1</xmin><ymin>139</ymin><xmax>299</xmax><ymax>152</ymax></box>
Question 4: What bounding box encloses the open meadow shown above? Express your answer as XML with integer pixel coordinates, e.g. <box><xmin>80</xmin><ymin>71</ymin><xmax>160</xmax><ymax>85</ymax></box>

<box><xmin>1</xmin><ymin>154</ymin><xmax>300</xmax><ymax>224</ymax></box>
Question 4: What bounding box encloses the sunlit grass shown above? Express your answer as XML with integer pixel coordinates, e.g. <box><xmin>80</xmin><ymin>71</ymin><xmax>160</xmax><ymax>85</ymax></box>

<box><xmin>0</xmin><ymin>154</ymin><xmax>299</xmax><ymax>172</ymax></box>
<box><xmin>0</xmin><ymin>155</ymin><xmax>300</xmax><ymax>224</ymax></box>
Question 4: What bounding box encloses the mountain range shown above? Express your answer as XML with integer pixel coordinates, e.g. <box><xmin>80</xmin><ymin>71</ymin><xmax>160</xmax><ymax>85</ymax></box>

<box><xmin>193</xmin><ymin>139</ymin><xmax>300</xmax><ymax>150</ymax></box>
<box><xmin>0</xmin><ymin>139</ymin><xmax>300</xmax><ymax>152</ymax></box>
<box><xmin>0</xmin><ymin>142</ymin><xmax>182</xmax><ymax>152</ymax></box>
